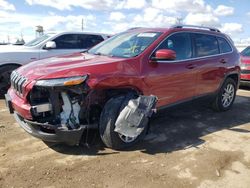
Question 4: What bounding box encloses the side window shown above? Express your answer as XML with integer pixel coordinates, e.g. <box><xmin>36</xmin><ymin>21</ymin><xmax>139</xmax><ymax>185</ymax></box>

<box><xmin>53</xmin><ymin>34</ymin><xmax>79</xmax><ymax>49</ymax></box>
<box><xmin>194</xmin><ymin>34</ymin><xmax>219</xmax><ymax>57</ymax></box>
<box><xmin>218</xmin><ymin>37</ymin><xmax>232</xmax><ymax>53</ymax></box>
<box><xmin>78</xmin><ymin>34</ymin><xmax>104</xmax><ymax>49</ymax></box>
<box><xmin>155</xmin><ymin>33</ymin><xmax>192</xmax><ymax>60</ymax></box>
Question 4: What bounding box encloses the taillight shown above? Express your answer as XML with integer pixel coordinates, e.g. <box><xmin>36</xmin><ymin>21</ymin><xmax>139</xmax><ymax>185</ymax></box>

<box><xmin>239</xmin><ymin>58</ymin><xmax>246</xmax><ymax>69</ymax></box>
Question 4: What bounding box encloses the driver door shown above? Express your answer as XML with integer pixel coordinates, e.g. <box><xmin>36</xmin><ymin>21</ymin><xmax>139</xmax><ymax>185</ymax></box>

<box><xmin>144</xmin><ymin>32</ymin><xmax>198</xmax><ymax>107</ymax></box>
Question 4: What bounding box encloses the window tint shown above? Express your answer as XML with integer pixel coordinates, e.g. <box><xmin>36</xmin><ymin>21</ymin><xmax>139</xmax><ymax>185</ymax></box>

<box><xmin>218</xmin><ymin>37</ymin><xmax>232</xmax><ymax>53</ymax></box>
<box><xmin>78</xmin><ymin>34</ymin><xmax>104</xmax><ymax>49</ymax></box>
<box><xmin>53</xmin><ymin>34</ymin><xmax>104</xmax><ymax>49</ymax></box>
<box><xmin>194</xmin><ymin>34</ymin><xmax>219</xmax><ymax>57</ymax></box>
<box><xmin>155</xmin><ymin>33</ymin><xmax>192</xmax><ymax>60</ymax></box>
<box><xmin>53</xmin><ymin>34</ymin><xmax>79</xmax><ymax>49</ymax></box>
<box><xmin>241</xmin><ymin>47</ymin><xmax>250</xmax><ymax>57</ymax></box>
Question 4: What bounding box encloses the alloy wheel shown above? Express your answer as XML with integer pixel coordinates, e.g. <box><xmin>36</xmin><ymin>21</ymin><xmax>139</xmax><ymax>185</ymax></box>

<box><xmin>221</xmin><ymin>83</ymin><xmax>235</xmax><ymax>108</ymax></box>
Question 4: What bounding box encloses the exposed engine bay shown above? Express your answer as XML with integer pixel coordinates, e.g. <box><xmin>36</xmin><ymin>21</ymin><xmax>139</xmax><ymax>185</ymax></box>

<box><xmin>28</xmin><ymin>83</ymin><xmax>102</xmax><ymax>131</ymax></box>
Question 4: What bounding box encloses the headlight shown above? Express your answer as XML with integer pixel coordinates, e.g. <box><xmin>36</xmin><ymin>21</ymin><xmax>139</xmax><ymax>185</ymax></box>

<box><xmin>35</xmin><ymin>75</ymin><xmax>88</xmax><ymax>87</ymax></box>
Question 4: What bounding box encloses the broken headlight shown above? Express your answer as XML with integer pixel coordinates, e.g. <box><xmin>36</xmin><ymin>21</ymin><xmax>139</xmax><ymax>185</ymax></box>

<box><xmin>35</xmin><ymin>75</ymin><xmax>88</xmax><ymax>87</ymax></box>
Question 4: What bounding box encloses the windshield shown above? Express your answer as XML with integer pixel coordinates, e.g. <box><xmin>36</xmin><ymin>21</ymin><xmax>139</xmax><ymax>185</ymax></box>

<box><xmin>24</xmin><ymin>34</ymin><xmax>52</xmax><ymax>47</ymax></box>
<box><xmin>88</xmin><ymin>31</ymin><xmax>162</xmax><ymax>58</ymax></box>
<box><xmin>241</xmin><ymin>47</ymin><xmax>250</xmax><ymax>57</ymax></box>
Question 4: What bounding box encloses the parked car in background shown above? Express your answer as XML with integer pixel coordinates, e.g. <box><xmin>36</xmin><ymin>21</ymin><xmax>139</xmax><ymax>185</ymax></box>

<box><xmin>5</xmin><ymin>25</ymin><xmax>240</xmax><ymax>149</ymax></box>
<box><xmin>240</xmin><ymin>46</ymin><xmax>250</xmax><ymax>86</ymax></box>
<box><xmin>0</xmin><ymin>32</ymin><xmax>110</xmax><ymax>94</ymax></box>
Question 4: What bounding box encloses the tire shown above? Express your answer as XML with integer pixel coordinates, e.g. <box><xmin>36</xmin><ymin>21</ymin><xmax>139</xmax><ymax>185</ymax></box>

<box><xmin>212</xmin><ymin>78</ymin><xmax>237</xmax><ymax>112</ymax></box>
<box><xmin>0</xmin><ymin>65</ymin><xmax>19</xmax><ymax>95</ymax></box>
<box><xmin>99</xmin><ymin>95</ymin><xmax>148</xmax><ymax>150</ymax></box>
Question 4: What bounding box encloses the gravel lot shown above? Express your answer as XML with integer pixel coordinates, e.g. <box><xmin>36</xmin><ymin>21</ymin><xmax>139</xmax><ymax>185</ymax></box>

<box><xmin>0</xmin><ymin>88</ymin><xmax>250</xmax><ymax>188</ymax></box>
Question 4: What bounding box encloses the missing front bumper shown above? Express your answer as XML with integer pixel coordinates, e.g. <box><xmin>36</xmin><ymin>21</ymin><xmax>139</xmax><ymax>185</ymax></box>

<box><xmin>14</xmin><ymin>112</ymin><xmax>86</xmax><ymax>145</ymax></box>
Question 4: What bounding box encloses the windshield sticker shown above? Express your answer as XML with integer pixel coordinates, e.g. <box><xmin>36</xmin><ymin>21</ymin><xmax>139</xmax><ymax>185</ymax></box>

<box><xmin>137</xmin><ymin>33</ymin><xmax>157</xmax><ymax>37</ymax></box>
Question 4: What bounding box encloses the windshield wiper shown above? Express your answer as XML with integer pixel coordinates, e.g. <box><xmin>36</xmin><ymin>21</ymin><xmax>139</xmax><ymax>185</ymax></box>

<box><xmin>80</xmin><ymin>49</ymin><xmax>88</xmax><ymax>53</ymax></box>
<box><xmin>94</xmin><ymin>52</ymin><xmax>104</xmax><ymax>55</ymax></box>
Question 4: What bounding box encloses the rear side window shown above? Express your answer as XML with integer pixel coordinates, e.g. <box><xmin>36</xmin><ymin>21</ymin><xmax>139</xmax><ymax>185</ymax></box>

<box><xmin>78</xmin><ymin>34</ymin><xmax>104</xmax><ymax>49</ymax></box>
<box><xmin>53</xmin><ymin>34</ymin><xmax>79</xmax><ymax>49</ymax></box>
<box><xmin>194</xmin><ymin>34</ymin><xmax>219</xmax><ymax>57</ymax></box>
<box><xmin>155</xmin><ymin>33</ymin><xmax>192</xmax><ymax>60</ymax></box>
<box><xmin>218</xmin><ymin>37</ymin><xmax>232</xmax><ymax>53</ymax></box>
<box><xmin>53</xmin><ymin>34</ymin><xmax>104</xmax><ymax>49</ymax></box>
<box><xmin>241</xmin><ymin>47</ymin><xmax>250</xmax><ymax>57</ymax></box>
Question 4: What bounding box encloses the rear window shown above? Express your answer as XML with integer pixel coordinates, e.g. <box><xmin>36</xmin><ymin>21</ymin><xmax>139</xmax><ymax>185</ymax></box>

<box><xmin>194</xmin><ymin>34</ymin><xmax>219</xmax><ymax>57</ymax></box>
<box><xmin>53</xmin><ymin>34</ymin><xmax>104</xmax><ymax>49</ymax></box>
<box><xmin>78</xmin><ymin>35</ymin><xmax>104</xmax><ymax>49</ymax></box>
<box><xmin>218</xmin><ymin>37</ymin><xmax>232</xmax><ymax>53</ymax></box>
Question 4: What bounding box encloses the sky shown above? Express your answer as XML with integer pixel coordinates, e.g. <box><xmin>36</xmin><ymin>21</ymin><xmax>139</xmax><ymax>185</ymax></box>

<box><xmin>0</xmin><ymin>0</ymin><xmax>249</xmax><ymax>44</ymax></box>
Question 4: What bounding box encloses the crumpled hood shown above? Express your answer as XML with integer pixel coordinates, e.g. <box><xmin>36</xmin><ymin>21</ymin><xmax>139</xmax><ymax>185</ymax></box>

<box><xmin>17</xmin><ymin>52</ymin><xmax>135</xmax><ymax>81</ymax></box>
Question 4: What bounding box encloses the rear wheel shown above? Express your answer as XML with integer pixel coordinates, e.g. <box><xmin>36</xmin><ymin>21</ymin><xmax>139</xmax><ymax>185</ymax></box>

<box><xmin>99</xmin><ymin>96</ymin><xmax>148</xmax><ymax>150</ymax></box>
<box><xmin>0</xmin><ymin>65</ymin><xmax>19</xmax><ymax>95</ymax></box>
<box><xmin>212</xmin><ymin>78</ymin><xmax>237</xmax><ymax>111</ymax></box>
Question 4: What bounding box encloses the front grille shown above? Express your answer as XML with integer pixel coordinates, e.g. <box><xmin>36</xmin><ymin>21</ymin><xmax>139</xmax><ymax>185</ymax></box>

<box><xmin>10</xmin><ymin>71</ymin><xmax>27</xmax><ymax>95</ymax></box>
<box><xmin>241</xmin><ymin>70</ymin><xmax>250</xmax><ymax>74</ymax></box>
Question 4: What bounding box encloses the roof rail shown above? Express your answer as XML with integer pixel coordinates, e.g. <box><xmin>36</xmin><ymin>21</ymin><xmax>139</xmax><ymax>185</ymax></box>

<box><xmin>127</xmin><ymin>27</ymin><xmax>143</xmax><ymax>30</ymax></box>
<box><xmin>172</xmin><ymin>25</ymin><xmax>221</xmax><ymax>33</ymax></box>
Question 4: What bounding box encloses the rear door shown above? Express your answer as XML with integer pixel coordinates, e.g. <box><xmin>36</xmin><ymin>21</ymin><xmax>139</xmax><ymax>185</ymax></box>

<box><xmin>144</xmin><ymin>32</ymin><xmax>198</xmax><ymax>107</ymax></box>
<box><xmin>192</xmin><ymin>33</ymin><xmax>232</xmax><ymax>96</ymax></box>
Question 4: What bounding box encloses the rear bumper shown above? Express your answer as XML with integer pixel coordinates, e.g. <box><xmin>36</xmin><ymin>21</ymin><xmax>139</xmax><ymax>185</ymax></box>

<box><xmin>240</xmin><ymin>80</ymin><xmax>250</xmax><ymax>86</ymax></box>
<box><xmin>13</xmin><ymin>112</ymin><xmax>85</xmax><ymax>145</ymax></box>
<box><xmin>240</xmin><ymin>71</ymin><xmax>250</xmax><ymax>86</ymax></box>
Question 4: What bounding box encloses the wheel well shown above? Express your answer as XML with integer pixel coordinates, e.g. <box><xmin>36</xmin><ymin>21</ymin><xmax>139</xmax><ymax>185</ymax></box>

<box><xmin>104</xmin><ymin>88</ymin><xmax>141</xmax><ymax>101</ymax></box>
<box><xmin>0</xmin><ymin>64</ymin><xmax>21</xmax><ymax>70</ymax></box>
<box><xmin>82</xmin><ymin>88</ymin><xmax>141</xmax><ymax>124</ymax></box>
<box><xmin>0</xmin><ymin>63</ymin><xmax>21</xmax><ymax>67</ymax></box>
<box><xmin>227</xmin><ymin>74</ymin><xmax>239</xmax><ymax>85</ymax></box>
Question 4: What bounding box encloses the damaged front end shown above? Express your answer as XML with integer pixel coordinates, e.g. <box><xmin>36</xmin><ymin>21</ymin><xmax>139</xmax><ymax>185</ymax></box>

<box><xmin>15</xmin><ymin>75</ymin><xmax>102</xmax><ymax>145</ymax></box>
<box><xmin>9</xmin><ymin>74</ymin><xmax>158</xmax><ymax>147</ymax></box>
<box><xmin>115</xmin><ymin>95</ymin><xmax>157</xmax><ymax>138</ymax></box>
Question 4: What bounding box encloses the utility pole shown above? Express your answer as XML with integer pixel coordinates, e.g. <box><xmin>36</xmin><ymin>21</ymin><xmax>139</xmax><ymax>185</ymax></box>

<box><xmin>81</xmin><ymin>18</ymin><xmax>84</xmax><ymax>31</ymax></box>
<box><xmin>81</xmin><ymin>18</ymin><xmax>87</xmax><ymax>31</ymax></box>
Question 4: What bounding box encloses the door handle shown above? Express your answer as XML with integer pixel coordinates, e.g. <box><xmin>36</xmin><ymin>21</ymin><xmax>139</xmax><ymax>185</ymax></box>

<box><xmin>186</xmin><ymin>64</ymin><xmax>197</xmax><ymax>69</ymax></box>
<box><xmin>220</xmin><ymin>59</ymin><xmax>227</xmax><ymax>64</ymax></box>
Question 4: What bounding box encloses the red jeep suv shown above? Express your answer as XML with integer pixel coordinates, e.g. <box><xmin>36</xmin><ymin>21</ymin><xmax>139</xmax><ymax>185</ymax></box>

<box><xmin>5</xmin><ymin>25</ymin><xmax>240</xmax><ymax>149</ymax></box>
<box><xmin>240</xmin><ymin>46</ymin><xmax>250</xmax><ymax>86</ymax></box>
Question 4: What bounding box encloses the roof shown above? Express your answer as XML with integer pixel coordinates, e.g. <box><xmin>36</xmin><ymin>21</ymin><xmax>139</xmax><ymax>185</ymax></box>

<box><xmin>45</xmin><ymin>31</ymin><xmax>111</xmax><ymax>37</ymax></box>
<box><xmin>126</xmin><ymin>25</ymin><xmax>224</xmax><ymax>36</ymax></box>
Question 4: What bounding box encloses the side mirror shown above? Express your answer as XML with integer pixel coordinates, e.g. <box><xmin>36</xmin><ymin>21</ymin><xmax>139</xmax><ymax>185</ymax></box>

<box><xmin>44</xmin><ymin>41</ymin><xmax>56</xmax><ymax>49</ymax></box>
<box><xmin>153</xmin><ymin>49</ymin><xmax>176</xmax><ymax>61</ymax></box>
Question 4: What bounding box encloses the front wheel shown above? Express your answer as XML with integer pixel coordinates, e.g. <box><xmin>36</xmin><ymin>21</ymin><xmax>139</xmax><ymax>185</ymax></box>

<box><xmin>212</xmin><ymin>78</ymin><xmax>237</xmax><ymax>111</ymax></box>
<box><xmin>99</xmin><ymin>96</ymin><xmax>148</xmax><ymax>150</ymax></box>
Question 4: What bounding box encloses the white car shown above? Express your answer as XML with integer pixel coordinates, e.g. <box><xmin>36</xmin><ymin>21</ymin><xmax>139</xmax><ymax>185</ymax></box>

<box><xmin>0</xmin><ymin>31</ymin><xmax>110</xmax><ymax>94</ymax></box>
